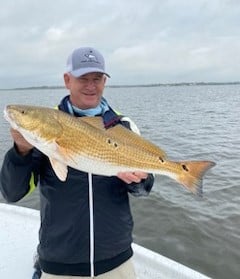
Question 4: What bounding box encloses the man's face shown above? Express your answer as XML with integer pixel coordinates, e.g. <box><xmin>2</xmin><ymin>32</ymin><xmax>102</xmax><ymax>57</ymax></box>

<box><xmin>64</xmin><ymin>72</ymin><xmax>107</xmax><ymax>109</ymax></box>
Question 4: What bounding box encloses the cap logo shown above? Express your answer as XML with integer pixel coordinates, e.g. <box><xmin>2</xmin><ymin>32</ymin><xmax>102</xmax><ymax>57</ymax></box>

<box><xmin>82</xmin><ymin>51</ymin><xmax>100</xmax><ymax>64</ymax></box>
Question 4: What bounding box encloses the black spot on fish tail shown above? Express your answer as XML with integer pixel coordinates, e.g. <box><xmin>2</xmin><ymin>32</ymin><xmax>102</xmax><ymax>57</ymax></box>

<box><xmin>178</xmin><ymin>161</ymin><xmax>215</xmax><ymax>196</ymax></box>
<box><xmin>182</xmin><ymin>164</ymin><xmax>189</xmax><ymax>172</ymax></box>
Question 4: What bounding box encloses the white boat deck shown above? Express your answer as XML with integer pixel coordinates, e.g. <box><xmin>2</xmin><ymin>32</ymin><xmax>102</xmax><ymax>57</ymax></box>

<box><xmin>0</xmin><ymin>204</ymin><xmax>211</xmax><ymax>278</ymax></box>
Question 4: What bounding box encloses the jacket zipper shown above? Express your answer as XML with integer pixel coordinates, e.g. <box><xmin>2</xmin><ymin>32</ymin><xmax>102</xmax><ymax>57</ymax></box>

<box><xmin>88</xmin><ymin>173</ymin><xmax>94</xmax><ymax>277</ymax></box>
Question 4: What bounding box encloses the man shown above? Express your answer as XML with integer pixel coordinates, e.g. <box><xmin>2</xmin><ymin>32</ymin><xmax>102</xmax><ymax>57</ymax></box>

<box><xmin>0</xmin><ymin>47</ymin><xmax>154</xmax><ymax>278</ymax></box>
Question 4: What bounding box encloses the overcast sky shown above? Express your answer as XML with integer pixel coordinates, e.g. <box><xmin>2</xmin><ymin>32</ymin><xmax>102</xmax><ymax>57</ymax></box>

<box><xmin>1</xmin><ymin>0</ymin><xmax>240</xmax><ymax>88</ymax></box>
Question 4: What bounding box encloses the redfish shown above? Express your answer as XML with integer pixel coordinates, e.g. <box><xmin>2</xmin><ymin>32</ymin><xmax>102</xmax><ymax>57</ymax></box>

<box><xmin>4</xmin><ymin>105</ymin><xmax>215</xmax><ymax>195</ymax></box>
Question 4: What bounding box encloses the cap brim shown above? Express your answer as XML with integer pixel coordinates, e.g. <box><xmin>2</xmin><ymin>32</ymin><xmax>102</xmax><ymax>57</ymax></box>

<box><xmin>70</xmin><ymin>67</ymin><xmax>110</xmax><ymax>78</ymax></box>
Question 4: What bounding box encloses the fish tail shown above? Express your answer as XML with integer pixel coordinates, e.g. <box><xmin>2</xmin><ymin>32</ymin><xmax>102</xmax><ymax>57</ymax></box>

<box><xmin>177</xmin><ymin>161</ymin><xmax>216</xmax><ymax>195</ymax></box>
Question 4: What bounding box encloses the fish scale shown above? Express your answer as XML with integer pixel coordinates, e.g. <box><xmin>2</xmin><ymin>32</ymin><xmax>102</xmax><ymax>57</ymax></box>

<box><xmin>59</xmin><ymin>122</ymin><xmax>161</xmax><ymax>168</ymax></box>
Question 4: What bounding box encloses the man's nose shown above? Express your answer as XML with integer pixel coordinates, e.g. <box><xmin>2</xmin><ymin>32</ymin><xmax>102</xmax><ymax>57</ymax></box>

<box><xmin>86</xmin><ymin>80</ymin><xmax>96</xmax><ymax>89</ymax></box>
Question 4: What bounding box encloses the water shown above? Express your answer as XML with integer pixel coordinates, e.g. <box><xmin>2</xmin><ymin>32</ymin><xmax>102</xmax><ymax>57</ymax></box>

<box><xmin>0</xmin><ymin>85</ymin><xmax>239</xmax><ymax>278</ymax></box>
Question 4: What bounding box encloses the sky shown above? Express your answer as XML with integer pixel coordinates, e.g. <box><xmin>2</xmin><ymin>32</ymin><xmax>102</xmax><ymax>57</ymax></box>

<box><xmin>0</xmin><ymin>0</ymin><xmax>240</xmax><ymax>88</ymax></box>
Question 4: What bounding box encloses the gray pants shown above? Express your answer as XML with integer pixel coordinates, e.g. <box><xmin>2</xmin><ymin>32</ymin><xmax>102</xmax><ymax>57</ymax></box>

<box><xmin>41</xmin><ymin>259</ymin><xmax>136</xmax><ymax>279</ymax></box>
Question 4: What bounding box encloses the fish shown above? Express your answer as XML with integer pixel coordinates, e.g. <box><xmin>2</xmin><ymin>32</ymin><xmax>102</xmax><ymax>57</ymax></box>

<box><xmin>4</xmin><ymin>105</ymin><xmax>216</xmax><ymax>195</ymax></box>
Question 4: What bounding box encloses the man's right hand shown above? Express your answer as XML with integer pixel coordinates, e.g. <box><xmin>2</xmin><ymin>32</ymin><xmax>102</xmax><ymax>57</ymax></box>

<box><xmin>10</xmin><ymin>128</ymin><xmax>33</xmax><ymax>156</ymax></box>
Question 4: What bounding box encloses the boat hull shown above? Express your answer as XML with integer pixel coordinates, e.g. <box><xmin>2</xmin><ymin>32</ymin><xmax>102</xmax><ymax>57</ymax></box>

<box><xmin>0</xmin><ymin>203</ymin><xmax>210</xmax><ymax>278</ymax></box>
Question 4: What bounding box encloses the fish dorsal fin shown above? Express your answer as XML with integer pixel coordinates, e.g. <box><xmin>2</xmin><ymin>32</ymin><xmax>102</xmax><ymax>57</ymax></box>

<box><xmin>107</xmin><ymin>124</ymin><xmax>167</xmax><ymax>158</ymax></box>
<box><xmin>80</xmin><ymin>116</ymin><xmax>105</xmax><ymax>130</ymax></box>
<box><xmin>49</xmin><ymin>157</ymin><xmax>68</xmax><ymax>181</ymax></box>
<box><xmin>81</xmin><ymin>116</ymin><xmax>167</xmax><ymax>158</ymax></box>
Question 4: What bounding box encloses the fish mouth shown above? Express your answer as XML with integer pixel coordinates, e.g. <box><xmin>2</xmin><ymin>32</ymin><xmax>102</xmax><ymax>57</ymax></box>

<box><xmin>3</xmin><ymin>106</ymin><xmax>19</xmax><ymax>130</ymax></box>
<box><xmin>3</xmin><ymin>106</ymin><xmax>10</xmax><ymax>122</ymax></box>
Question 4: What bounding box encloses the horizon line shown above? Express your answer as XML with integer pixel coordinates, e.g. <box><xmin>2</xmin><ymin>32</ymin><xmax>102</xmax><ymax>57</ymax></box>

<box><xmin>1</xmin><ymin>81</ymin><xmax>240</xmax><ymax>91</ymax></box>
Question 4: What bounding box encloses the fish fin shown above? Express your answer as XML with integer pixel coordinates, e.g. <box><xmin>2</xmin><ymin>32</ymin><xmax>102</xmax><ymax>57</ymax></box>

<box><xmin>55</xmin><ymin>140</ymin><xmax>78</xmax><ymax>164</ymax></box>
<box><xmin>177</xmin><ymin>161</ymin><xmax>216</xmax><ymax>196</ymax></box>
<box><xmin>107</xmin><ymin>125</ymin><xmax>167</xmax><ymax>158</ymax></box>
<box><xmin>81</xmin><ymin>116</ymin><xmax>105</xmax><ymax>130</ymax></box>
<box><xmin>49</xmin><ymin>158</ymin><xmax>68</xmax><ymax>181</ymax></box>
<box><xmin>81</xmin><ymin>116</ymin><xmax>167</xmax><ymax>158</ymax></box>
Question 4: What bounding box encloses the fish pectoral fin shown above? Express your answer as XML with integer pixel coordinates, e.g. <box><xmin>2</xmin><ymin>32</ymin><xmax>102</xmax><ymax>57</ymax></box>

<box><xmin>55</xmin><ymin>143</ymin><xmax>78</xmax><ymax>165</ymax></box>
<box><xmin>49</xmin><ymin>158</ymin><xmax>68</xmax><ymax>181</ymax></box>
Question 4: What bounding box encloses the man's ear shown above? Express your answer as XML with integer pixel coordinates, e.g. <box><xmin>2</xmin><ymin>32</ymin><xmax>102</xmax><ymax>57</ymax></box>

<box><xmin>63</xmin><ymin>73</ymin><xmax>71</xmax><ymax>89</ymax></box>
<box><xmin>103</xmin><ymin>75</ymin><xmax>107</xmax><ymax>84</ymax></box>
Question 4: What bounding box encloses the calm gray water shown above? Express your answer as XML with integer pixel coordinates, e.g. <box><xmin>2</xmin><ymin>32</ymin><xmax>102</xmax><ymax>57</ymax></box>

<box><xmin>0</xmin><ymin>85</ymin><xmax>239</xmax><ymax>278</ymax></box>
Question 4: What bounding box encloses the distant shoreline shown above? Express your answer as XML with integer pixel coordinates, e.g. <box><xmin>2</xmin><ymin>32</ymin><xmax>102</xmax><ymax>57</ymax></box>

<box><xmin>1</xmin><ymin>81</ymin><xmax>240</xmax><ymax>91</ymax></box>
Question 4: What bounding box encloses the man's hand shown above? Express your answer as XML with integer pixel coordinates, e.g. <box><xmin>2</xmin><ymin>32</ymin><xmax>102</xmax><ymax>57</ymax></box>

<box><xmin>10</xmin><ymin>128</ymin><xmax>33</xmax><ymax>156</ymax></box>
<box><xmin>117</xmin><ymin>171</ymin><xmax>148</xmax><ymax>184</ymax></box>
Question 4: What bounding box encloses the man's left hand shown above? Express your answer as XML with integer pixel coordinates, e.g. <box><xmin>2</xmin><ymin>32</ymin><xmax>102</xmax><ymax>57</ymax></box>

<box><xmin>117</xmin><ymin>171</ymin><xmax>148</xmax><ymax>184</ymax></box>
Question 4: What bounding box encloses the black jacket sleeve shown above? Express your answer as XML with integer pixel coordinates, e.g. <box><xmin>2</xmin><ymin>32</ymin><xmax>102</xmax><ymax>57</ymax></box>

<box><xmin>0</xmin><ymin>146</ymin><xmax>38</xmax><ymax>202</ymax></box>
<box><xmin>126</xmin><ymin>174</ymin><xmax>154</xmax><ymax>197</ymax></box>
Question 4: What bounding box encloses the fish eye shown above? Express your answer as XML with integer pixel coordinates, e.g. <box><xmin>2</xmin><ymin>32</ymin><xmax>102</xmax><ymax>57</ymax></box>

<box><xmin>21</xmin><ymin>110</ymin><xmax>25</xmax><ymax>114</ymax></box>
